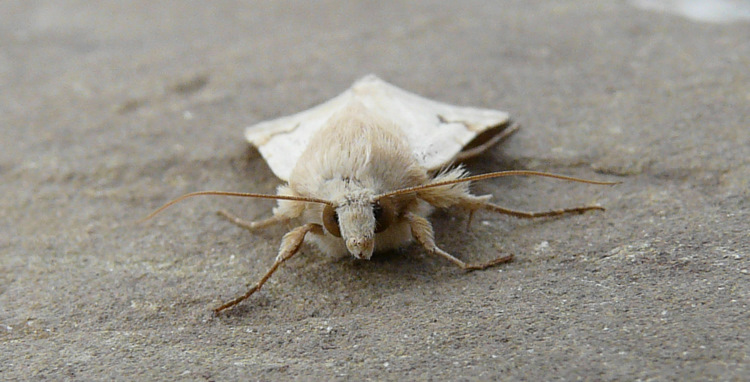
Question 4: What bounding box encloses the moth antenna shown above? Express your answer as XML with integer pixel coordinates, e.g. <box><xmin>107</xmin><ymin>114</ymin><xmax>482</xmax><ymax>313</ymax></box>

<box><xmin>376</xmin><ymin>170</ymin><xmax>620</xmax><ymax>199</ymax></box>
<box><xmin>140</xmin><ymin>191</ymin><xmax>332</xmax><ymax>222</ymax></box>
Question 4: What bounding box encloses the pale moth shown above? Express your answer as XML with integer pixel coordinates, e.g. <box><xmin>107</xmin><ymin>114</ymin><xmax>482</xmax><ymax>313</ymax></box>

<box><xmin>146</xmin><ymin>75</ymin><xmax>614</xmax><ymax>313</ymax></box>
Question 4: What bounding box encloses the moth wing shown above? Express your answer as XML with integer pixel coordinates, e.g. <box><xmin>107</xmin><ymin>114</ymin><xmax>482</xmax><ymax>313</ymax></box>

<box><xmin>245</xmin><ymin>90</ymin><xmax>355</xmax><ymax>181</ymax></box>
<box><xmin>245</xmin><ymin>75</ymin><xmax>511</xmax><ymax>180</ymax></box>
<box><xmin>347</xmin><ymin>75</ymin><xmax>511</xmax><ymax>171</ymax></box>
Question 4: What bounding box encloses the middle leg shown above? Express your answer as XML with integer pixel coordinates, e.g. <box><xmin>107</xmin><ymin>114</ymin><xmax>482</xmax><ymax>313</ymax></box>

<box><xmin>217</xmin><ymin>210</ymin><xmax>289</xmax><ymax>231</ymax></box>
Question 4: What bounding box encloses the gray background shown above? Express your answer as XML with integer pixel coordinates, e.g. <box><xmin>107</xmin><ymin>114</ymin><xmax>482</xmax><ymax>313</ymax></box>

<box><xmin>1</xmin><ymin>1</ymin><xmax>748</xmax><ymax>380</ymax></box>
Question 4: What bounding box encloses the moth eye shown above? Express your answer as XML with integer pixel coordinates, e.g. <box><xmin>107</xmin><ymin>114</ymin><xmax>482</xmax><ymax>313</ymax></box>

<box><xmin>373</xmin><ymin>198</ymin><xmax>396</xmax><ymax>233</ymax></box>
<box><xmin>373</xmin><ymin>203</ymin><xmax>383</xmax><ymax>221</ymax></box>
<box><xmin>322</xmin><ymin>204</ymin><xmax>341</xmax><ymax>237</ymax></box>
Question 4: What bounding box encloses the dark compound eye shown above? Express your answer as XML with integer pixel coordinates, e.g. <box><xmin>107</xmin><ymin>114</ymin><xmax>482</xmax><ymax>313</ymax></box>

<box><xmin>372</xmin><ymin>202</ymin><xmax>384</xmax><ymax>221</ymax></box>
<box><xmin>373</xmin><ymin>198</ymin><xmax>395</xmax><ymax>233</ymax></box>
<box><xmin>322</xmin><ymin>204</ymin><xmax>341</xmax><ymax>237</ymax></box>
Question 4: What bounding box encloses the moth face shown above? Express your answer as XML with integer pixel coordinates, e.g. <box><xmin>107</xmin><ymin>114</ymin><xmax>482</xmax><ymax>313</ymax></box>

<box><xmin>322</xmin><ymin>198</ymin><xmax>396</xmax><ymax>260</ymax></box>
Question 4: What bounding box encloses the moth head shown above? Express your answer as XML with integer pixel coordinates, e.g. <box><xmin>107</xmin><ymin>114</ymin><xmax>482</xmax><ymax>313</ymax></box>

<box><xmin>322</xmin><ymin>197</ymin><xmax>396</xmax><ymax>260</ymax></box>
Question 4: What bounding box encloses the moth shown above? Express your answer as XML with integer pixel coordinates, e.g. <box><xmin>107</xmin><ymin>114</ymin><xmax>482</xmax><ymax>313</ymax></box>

<box><xmin>145</xmin><ymin>75</ymin><xmax>614</xmax><ymax>313</ymax></box>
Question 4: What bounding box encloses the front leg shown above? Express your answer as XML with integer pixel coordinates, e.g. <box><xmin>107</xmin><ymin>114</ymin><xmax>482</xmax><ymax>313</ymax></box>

<box><xmin>214</xmin><ymin>223</ymin><xmax>323</xmax><ymax>313</ymax></box>
<box><xmin>405</xmin><ymin>212</ymin><xmax>513</xmax><ymax>271</ymax></box>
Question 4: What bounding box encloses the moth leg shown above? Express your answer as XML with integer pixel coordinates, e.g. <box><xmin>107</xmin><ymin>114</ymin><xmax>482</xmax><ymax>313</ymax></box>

<box><xmin>452</xmin><ymin>122</ymin><xmax>520</xmax><ymax>162</ymax></box>
<box><xmin>482</xmin><ymin>202</ymin><xmax>605</xmax><ymax>219</ymax></box>
<box><xmin>214</xmin><ymin>223</ymin><xmax>323</xmax><ymax>313</ymax></box>
<box><xmin>449</xmin><ymin>196</ymin><xmax>604</xmax><ymax>229</ymax></box>
<box><xmin>405</xmin><ymin>212</ymin><xmax>513</xmax><ymax>271</ymax></box>
<box><xmin>216</xmin><ymin>210</ymin><xmax>289</xmax><ymax>231</ymax></box>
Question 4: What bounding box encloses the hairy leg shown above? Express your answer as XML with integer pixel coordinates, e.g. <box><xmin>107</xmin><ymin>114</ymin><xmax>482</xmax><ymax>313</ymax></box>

<box><xmin>214</xmin><ymin>223</ymin><xmax>323</xmax><ymax>313</ymax></box>
<box><xmin>451</xmin><ymin>195</ymin><xmax>604</xmax><ymax>229</ymax></box>
<box><xmin>482</xmin><ymin>202</ymin><xmax>604</xmax><ymax>218</ymax></box>
<box><xmin>406</xmin><ymin>212</ymin><xmax>513</xmax><ymax>271</ymax></box>
<box><xmin>217</xmin><ymin>210</ymin><xmax>289</xmax><ymax>231</ymax></box>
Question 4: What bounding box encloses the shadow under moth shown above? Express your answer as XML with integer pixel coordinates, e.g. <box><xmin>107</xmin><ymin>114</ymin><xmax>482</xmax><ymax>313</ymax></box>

<box><xmin>145</xmin><ymin>75</ymin><xmax>615</xmax><ymax>313</ymax></box>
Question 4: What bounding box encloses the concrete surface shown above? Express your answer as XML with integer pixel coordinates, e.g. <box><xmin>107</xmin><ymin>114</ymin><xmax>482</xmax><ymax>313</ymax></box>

<box><xmin>1</xmin><ymin>1</ymin><xmax>748</xmax><ymax>380</ymax></box>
